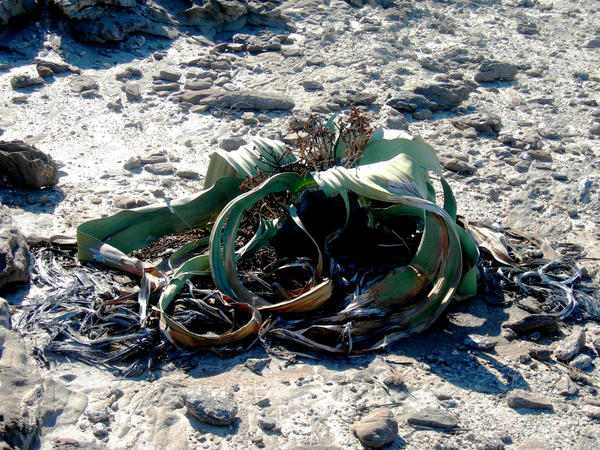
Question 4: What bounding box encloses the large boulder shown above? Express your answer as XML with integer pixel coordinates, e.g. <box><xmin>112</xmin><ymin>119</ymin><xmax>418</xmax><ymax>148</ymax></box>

<box><xmin>0</xmin><ymin>0</ymin><xmax>38</xmax><ymax>26</ymax></box>
<box><xmin>0</xmin><ymin>140</ymin><xmax>59</xmax><ymax>188</ymax></box>
<box><xmin>0</xmin><ymin>207</ymin><xmax>30</xmax><ymax>291</ymax></box>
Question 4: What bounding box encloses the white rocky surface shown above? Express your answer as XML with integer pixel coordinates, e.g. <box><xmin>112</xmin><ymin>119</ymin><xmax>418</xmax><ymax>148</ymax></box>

<box><xmin>1</xmin><ymin>0</ymin><xmax>600</xmax><ymax>448</ymax></box>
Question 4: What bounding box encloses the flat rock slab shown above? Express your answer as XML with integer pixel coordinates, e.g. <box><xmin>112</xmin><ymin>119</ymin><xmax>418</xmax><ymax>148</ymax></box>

<box><xmin>475</xmin><ymin>61</ymin><xmax>518</xmax><ymax>82</ymax></box>
<box><xmin>184</xmin><ymin>389</ymin><xmax>238</xmax><ymax>426</ymax></box>
<box><xmin>504</xmin><ymin>314</ymin><xmax>559</xmax><ymax>335</ymax></box>
<box><xmin>506</xmin><ymin>389</ymin><xmax>554</xmax><ymax>410</ymax></box>
<box><xmin>179</xmin><ymin>89</ymin><xmax>295</xmax><ymax>110</ymax></box>
<box><xmin>0</xmin><ymin>140</ymin><xmax>59</xmax><ymax>188</ymax></box>
<box><xmin>351</xmin><ymin>408</ymin><xmax>398</xmax><ymax>448</ymax></box>
<box><xmin>70</xmin><ymin>75</ymin><xmax>99</xmax><ymax>93</ymax></box>
<box><xmin>406</xmin><ymin>406</ymin><xmax>459</xmax><ymax>429</ymax></box>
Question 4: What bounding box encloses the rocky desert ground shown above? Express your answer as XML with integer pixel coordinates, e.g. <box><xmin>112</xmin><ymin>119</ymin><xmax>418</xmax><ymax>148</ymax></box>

<box><xmin>1</xmin><ymin>0</ymin><xmax>600</xmax><ymax>449</ymax></box>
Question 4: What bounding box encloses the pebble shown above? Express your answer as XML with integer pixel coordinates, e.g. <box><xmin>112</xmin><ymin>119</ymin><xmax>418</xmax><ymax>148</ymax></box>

<box><xmin>219</xmin><ymin>137</ymin><xmax>247</xmax><ymax>151</ymax></box>
<box><xmin>406</xmin><ymin>407</ymin><xmax>458</xmax><ymax>429</ymax></box>
<box><xmin>92</xmin><ymin>422</ymin><xmax>108</xmax><ymax>437</ymax></box>
<box><xmin>465</xmin><ymin>334</ymin><xmax>496</xmax><ymax>350</ymax></box>
<box><xmin>554</xmin><ymin>377</ymin><xmax>579</xmax><ymax>397</ymax></box>
<box><xmin>506</xmin><ymin>389</ymin><xmax>553</xmax><ymax>410</ymax></box>
<box><xmin>529</xmin><ymin>346</ymin><xmax>552</xmax><ymax>361</ymax></box>
<box><xmin>554</xmin><ymin>328</ymin><xmax>586</xmax><ymax>361</ymax></box>
<box><xmin>351</xmin><ymin>408</ymin><xmax>398</xmax><ymax>448</ymax></box>
<box><xmin>184</xmin><ymin>389</ymin><xmax>238</xmax><ymax>426</ymax></box>
<box><xmin>86</xmin><ymin>408</ymin><xmax>110</xmax><ymax>423</ymax></box>
<box><xmin>184</xmin><ymin>80</ymin><xmax>213</xmax><ymax>90</ymax></box>
<box><xmin>504</xmin><ymin>314</ymin><xmax>559</xmax><ymax>335</ymax></box>
<box><xmin>516</xmin><ymin>439</ymin><xmax>552</xmax><ymax>450</ymax></box>
<box><xmin>244</xmin><ymin>358</ymin><xmax>270</xmax><ymax>375</ymax></box>
<box><xmin>175</xmin><ymin>170</ymin><xmax>199</xmax><ymax>179</ymax></box>
<box><xmin>306</xmin><ymin>55</ymin><xmax>325</xmax><ymax>66</ymax></box>
<box><xmin>157</xmin><ymin>68</ymin><xmax>182</xmax><ymax>82</ymax></box>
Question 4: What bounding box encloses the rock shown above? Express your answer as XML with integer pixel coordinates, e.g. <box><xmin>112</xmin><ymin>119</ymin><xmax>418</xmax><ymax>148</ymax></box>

<box><xmin>0</xmin><ymin>207</ymin><xmax>30</xmax><ymax>290</ymax></box>
<box><xmin>53</xmin><ymin>438</ymin><xmax>103</xmax><ymax>450</ymax></box>
<box><xmin>529</xmin><ymin>346</ymin><xmax>552</xmax><ymax>361</ymax></box>
<box><xmin>113</xmin><ymin>194</ymin><xmax>149</xmax><ymax>209</ymax></box>
<box><xmin>41</xmin><ymin>378</ymin><xmax>88</xmax><ymax>428</ymax></box>
<box><xmin>92</xmin><ymin>422</ymin><xmax>108</xmax><ymax>436</ymax></box>
<box><xmin>175</xmin><ymin>170</ymin><xmax>199</xmax><ymax>179</ymax></box>
<box><xmin>585</xmin><ymin>38</ymin><xmax>600</xmax><ymax>49</ymax></box>
<box><xmin>115</xmin><ymin>66</ymin><xmax>143</xmax><ymax>80</ymax></box>
<box><xmin>382</xmin><ymin>371</ymin><xmax>406</xmax><ymax>389</ymax></box>
<box><xmin>0</xmin><ymin>140</ymin><xmax>59</xmax><ymax>188</ymax></box>
<box><xmin>517</xmin><ymin>22</ymin><xmax>538</xmax><ymax>35</ymax></box>
<box><xmin>379</xmin><ymin>105</ymin><xmax>409</xmax><ymax>130</ymax></box>
<box><xmin>0</xmin><ymin>325</ymin><xmax>43</xmax><ymax>449</ymax></box>
<box><xmin>0</xmin><ymin>297</ymin><xmax>9</xmax><ymax>329</ymax></box>
<box><xmin>179</xmin><ymin>89</ymin><xmax>295</xmax><ymax>111</ymax></box>
<box><xmin>570</xmin><ymin>354</ymin><xmax>593</xmax><ymax>370</ymax></box>
<box><xmin>582</xmin><ymin>405</ymin><xmax>600</xmax><ymax>419</ymax></box>
<box><xmin>504</xmin><ymin>314</ymin><xmax>559</xmax><ymax>335</ymax></box>
<box><xmin>306</xmin><ymin>55</ymin><xmax>325</xmax><ymax>66</ymax></box>
<box><xmin>33</xmin><ymin>58</ymin><xmax>72</xmax><ymax>74</ymax></box>
<box><xmin>388</xmin><ymin>81</ymin><xmax>473</xmax><ymax>112</ymax></box>
<box><xmin>506</xmin><ymin>390</ymin><xmax>553</xmax><ymax>410</ymax></box>
<box><xmin>70</xmin><ymin>75</ymin><xmax>99</xmax><ymax>93</ymax></box>
<box><xmin>184</xmin><ymin>80</ymin><xmax>213</xmax><ymax>90</ymax></box>
<box><xmin>86</xmin><ymin>407</ymin><xmax>110</xmax><ymax>423</ymax></box>
<box><xmin>554</xmin><ymin>377</ymin><xmax>579</xmax><ymax>397</ymax></box>
<box><xmin>412</xmin><ymin>108</ymin><xmax>432</xmax><ymax>120</ymax></box>
<box><xmin>10</xmin><ymin>74</ymin><xmax>44</xmax><ymax>89</ymax></box>
<box><xmin>177</xmin><ymin>0</ymin><xmax>287</xmax><ymax>30</ymax></box>
<box><xmin>123</xmin><ymin>82</ymin><xmax>142</xmax><ymax>101</ymax></box>
<box><xmin>351</xmin><ymin>408</ymin><xmax>398</xmax><ymax>448</ymax></box>
<box><xmin>451</xmin><ymin>112</ymin><xmax>502</xmax><ymax>135</ymax></box>
<box><xmin>590</xmin><ymin>124</ymin><xmax>600</xmax><ymax>136</ymax></box>
<box><xmin>123</xmin><ymin>157</ymin><xmax>141</xmax><ymax>170</ymax></box>
<box><xmin>281</xmin><ymin>45</ymin><xmax>303</xmax><ymax>57</ymax></box>
<box><xmin>219</xmin><ymin>137</ymin><xmax>246</xmax><ymax>151</ymax></box>
<box><xmin>406</xmin><ymin>407</ymin><xmax>458</xmax><ymax>429</ymax></box>
<box><xmin>157</xmin><ymin>67</ymin><xmax>182</xmax><ymax>82</ymax></box>
<box><xmin>516</xmin><ymin>439</ymin><xmax>553</xmax><ymax>450</ymax></box>
<box><xmin>244</xmin><ymin>358</ymin><xmax>269</xmax><ymax>374</ymax></box>
<box><xmin>301</xmin><ymin>80</ymin><xmax>323</xmax><ymax>91</ymax></box>
<box><xmin>144</xmin><ymin>163</ymin><xmax>175</xmax><ymax>176</ymax></box>
<box><xmin>0</xmin><ymin>0</ymin><xmax>38</xmax><ymax>26</ymax></box>
<box><xmin>36</xmin><ymin>65</ymin><xmax>54</xmax><ymax>78</ymax></box>
<box><xmin>475</xmin><ymin>62</ymin><xmax>518</xmax><ymax>83</ymax></box>
<box><xmin>258</xmin><ymin>418</ymin><xmax>276</xmax><ymax>430</ymax></box>
<box><xmin>107</xmin><ymin>98</ymin><xmax>122</xmax><ymax>111</ymax></box>
<box><xmin>232</xmin><ymin>30</ymin><xmax>281</xmax><ymax>53</ymax></box>
<box><xmin>465</xmin><ymin>334</ymin><xmax>496</xmax><ymax>350</ymax></box>
<box><xmin>242</xmin><ymin>112</ymin><xmax>258</xmax><ymax>125</ymax></box>
<box><xmin>441</xmin><ymin>158</ymin><xmax>476</xmax><ymax>175</ymax></box>
<box><xmin>554</xmin><ymin>328</ymin><xmax>586</xmax><ymax>361</ymax></box>
<box><xmin>184</xmin><ymin>389</ymin><xmax>238</xmax><ymax>426</ymax></box>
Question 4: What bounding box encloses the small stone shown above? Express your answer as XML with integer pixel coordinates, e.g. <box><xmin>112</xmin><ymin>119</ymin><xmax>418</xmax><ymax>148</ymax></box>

<box><xmin>175</xmin><ymin>170</ymin><xmax>199</xmax><ymax>179</ymax></box>
<box><xmin>36</xmin><ymin>65</ymin><xmax>54</xmax><ymax>78</ymax></box>
<box><xmin>413</xmin><ymin>108</ymin><xmax>432</xmax><ymax>120</ymax></box>
<box><xmin>144</xmin><ymin>163</ymin><xmax>175</xmax><ymax>176</ymax></box>
<box><xmin>504</xmin><ymin>314</ymin><xmax>559</xmax><ymax>335</ymax></box>
<box><xmin>123</xmin><ymin>157</ymin><xmax>142</xmax><ymax>170</ymax></box>
<box><xmin>158</xmin><ymin>68</ymin><xmax>182</xmax><ymax>82</ymax></box>
<box><xmin>570</xmin><ymin>354</ymin><xmax>593</xmax><ymax>370</ymax></box>
<box><xmin>383</xmin><ymin>371</ymin><xmax>406</xmax><ymax>389</ymax></box>
<box><xmin>258</xmin><ymin>419</ymin><xmax>276</xmax><ymax>430</ymax></box>
<box><xmin>219</xmin><ymin>137</ymin><xmax>246</xmax><ymax>151</ymax></box>
<box><xmin>281</xmin><ymin>46</ymin><xmax>303</xmax><ymax>57</ymax></box>
<box><xmin>184</xmin><ymin>80</ymin><xmax>213</xmax><ymax>90</ymax></box>
<box><xmin>582</xmin><ymin>405</ymin><xmax>600</xmax><ymax>419</ymax></box>
<box><xmin>465</xmin><ymin>334</ymin><xmax>496</xmax><ymax>350</ymax></box>
<box><xmin>406</xmin><ymin>407</ymin><xmax>459</xmax><ymax>429</ymax></box>
<box><xmin>107</xmin><ymin>98</ymin><xmax>123</xmax><ymax>111</ymax></box>
<box><xmin>475</xmin><ymin>62</ymin><xmax>518</xmax><ymax>83</ymax></box>
<box><xmin>301</xmin><ymin>80</ymin><xmax>323</xmax><ymax>91</ymax></box>
<box><xmin>10</xmin><ymin>74</ymin><xmax>44</xmax><ymax>88</ymax></box>
<box><xmin>452</xmin><ymin>112</ymin><xmax>502</xmax><ymax>134</ymax></box>
<box><xmin>306</xmin><ymin>55</ymin><xmax>325</xmax><ymax>66</ymax></box>
<box><xmin>92</xmin><ymin>422</ymin><xmax>108</xmax><ymax>437</ymax></box>
<box><xmin>184</xmin><ymin>389</ymin><xmax>238</xmax><ymax>426</ymax></box>
<box><xmin>0</xmin><ymin>297</ymin><xmax>10</xmax><ymax>329</ymax></box>
<box><xmin>554</xmin><ymin>328</ymin><xmax>586</xmax><ymax>361</ymax></box>
<box><xmin>113</xmin><ymin>195</ymin><xmax>148</xmax><ymax>209</ymax></box>
<box><xmin>242</xmin><ymin>112</ymin><xmax>258</xmax><ymax>125</ymax></box>
<box><xmin>590</xmin><ymin>124</ymin><xmax>600</xmax><ymax>136</ymax></box>
<box><xmin>554</xmin><ymin>377</ymin><xmax>579</xmax><ymax>397</ymax></box>
<box><xmin>506</xmin><ymin>389</ymin><xmax>553</xmax><ymax>410</ymax></box>
<box><xmin>441</xmin><ymin>158</ymin><xmax>475</xmax><ymax>175</ymax></box>
<box><xmin>245</xmin><ymin>358</ymin><xmax>270</xmax><ymax>375</ymax></box>
<box><xmin>463</xmin><ymin>127</ymin><xmax>478</xmax><ymax>139</ymax></box>
<box><xmin>585</xmin><ymin>38</ymin><xmax>600</xmax><ymax>48</ymax></box>
<box><xmin>123</xmin><ymin>83</ymin><xmax>142</xmax><ymax>101</ymax></box>
<box><xmin>86</xmin><ymin>408</ymin><xmax>110</xmax><ymax>423</ymax></box>
<box><xmin>529</xmin><ymin>346</ymin><xmax>552</xmax><ymax>361</ymax></box>
<box><xmin>352</xmin><ymin>408</ymin><xmax>398</xmax><ymax>448</ymax></box>
<box><xmin>255</xmin><ymin>398</ymin><xmax>270</xmax><ymax>408</ymax></box>
<box><xmin>70</xmin><ymin>75</ymin><xmax>99</xmax><ymax>93</ymax></box>
<box><xmin>516</xmin><ymin>439</ymin><xmax>552</xmax><ymax>450</ymax></box>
